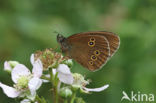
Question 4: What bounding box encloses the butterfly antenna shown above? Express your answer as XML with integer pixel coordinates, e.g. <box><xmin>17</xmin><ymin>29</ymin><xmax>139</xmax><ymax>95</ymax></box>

<box><xmin>53</xmin><ymin>31</ymin><xmax>59</xmax><ymax>34</ymax></box>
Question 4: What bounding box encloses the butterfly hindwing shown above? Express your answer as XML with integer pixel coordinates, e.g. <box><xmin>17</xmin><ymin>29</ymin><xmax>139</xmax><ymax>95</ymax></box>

<box><xmin>93</xmin><ymin>31</ymin><xmax>120</xmax><ymax>57</ymax></box>
<box><xmin>66</xmin><ymin>34</ymin><xmax>110</xmax><ymax>71</ymax></box>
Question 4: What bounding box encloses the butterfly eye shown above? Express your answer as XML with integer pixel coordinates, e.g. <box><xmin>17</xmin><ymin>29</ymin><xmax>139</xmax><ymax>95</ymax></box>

<box><xmin>91</xmin><ymin>55</ymin><xmax>97</xmax><ymax>61</ymax></box>
<box><xmin>89</xmin><ymin>61</ymin><xmax>93</xmax><ymax>65</ymax></box>
<box><xmin>88</xmin><ymin>41</ymin><xmax>95</xmax><ymax>47</ymax></box>
<box><xmin>90</xmin><ymin>37</ymin><xmax>95</xmax><ymax>41</ymax></box>
<box><xmin>94</xmin><ymin>50</ymin><xmax>100</xmax><ymax>56</ymax></box>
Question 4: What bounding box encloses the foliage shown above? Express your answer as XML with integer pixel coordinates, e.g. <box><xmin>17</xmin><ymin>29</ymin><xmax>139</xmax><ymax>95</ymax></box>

<box><xmin>0</xmin><ymin>0</ymin><xmax>156</xmax><ymax>103</ymax></box>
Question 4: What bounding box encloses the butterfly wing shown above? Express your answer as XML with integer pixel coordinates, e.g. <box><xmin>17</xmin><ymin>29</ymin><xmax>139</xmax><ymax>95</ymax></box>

<box><xmin>93</xmin><ymin>31</ymin><xmax>120</xmax><ymax>57</ymax></box>
<box><xmin>66</xmin><ymin>33</ymin><xmax>111</xmax><ymax>71</ymax></box>
<box><xmin>70</xmin><ymin>31</ymin><xmax>120</xmax><ymax>57</ymax></box>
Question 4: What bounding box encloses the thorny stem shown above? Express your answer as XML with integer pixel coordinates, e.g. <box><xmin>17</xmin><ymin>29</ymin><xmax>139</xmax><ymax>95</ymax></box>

<box><xmin>49</xmin><ymin>68</ymin><xmax>55</xmax><ymax>103</ymax></box>
<box><xmin>70</xmin><ymin>91</ymin><xmax>76</xmax><ymax>103</ymax></box>
<box><xmin>49</xmin><ymin>67</ymin><xmax>59</xmax><ymax>103</ymax></box>
<box><xmin>53</xmin><ymin>86</ymin><xmax>59</xmax><ymax>103</ymax></box>
<box><xmin>49</xmin><ymin>68</ymin><xmax>53</xmax><ymax>83</ymax></box>
<box><xmin>54</xmin><ymin>72</ymin><xmax>59</xmax><ymax>103</ymax></box>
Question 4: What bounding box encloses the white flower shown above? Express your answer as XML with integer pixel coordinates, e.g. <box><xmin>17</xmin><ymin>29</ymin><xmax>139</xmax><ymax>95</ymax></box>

<box><xmin>72</xmin><ymin>73</ymin><xmax>109</xmax><ymax>93</ymax></box>
<box><xmin>53</xmin><ymin>64</ymin><xmax>73</xmax><ymax>85</ymax></box>
<box><xmin>72</xmin><ymin>73</ymin><xmax>89</xmax><ymax>91</ymax></box>
<box><xmin>31</xmin><ymin>54</ymin><xmax>73</xmax><ymax>84</ymax></box>
<box><xmin>44</xmin><ymin>64</ymin><xmax>73</xmax><ymax>84</ymax></box>
<box><xmin>0</xmin><ymin>55</ymin><xmax>43</xmax><ymax>99</ymax></box>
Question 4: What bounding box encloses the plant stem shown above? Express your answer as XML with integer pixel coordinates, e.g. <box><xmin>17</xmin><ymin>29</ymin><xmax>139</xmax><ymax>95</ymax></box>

<box><xmin>70</xmin><ymin>92</ymin><xmax>76</xmax><ymax>103</ymax></box>
<box><xmin>49</xmin><ymin>68</ymin><xmax>53</xmax><ymax>83</ymax></box>
<box><xmin>54</xmin><ymin>87</ymin><xmax>59</xmax><ymax>103</ymax></box>
<box><xmin>49</xmin><ymin>67</ymin><xmax>59</xmax><ymax>103</ymax></box>
<box><xmin>49</xmin><ymin>68</ymin><xmax>55</xmax><ymax>103</ymax></box>
<box><xmin>35</xmin><ymin>95</ymin><xmax>40</xmax><ymax>102</ymax></box>
<box><xmin>54</xmin><ymin>72</ymin><xmax>59</xmax><ymax>103</ymax></box>
<box><xmin>35</xmin><ymin>95</ymin><xmax>41</xmax><ymax>103</ymax></box>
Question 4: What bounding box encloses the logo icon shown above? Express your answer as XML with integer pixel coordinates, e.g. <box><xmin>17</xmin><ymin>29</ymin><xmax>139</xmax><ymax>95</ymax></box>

<box><xmin>121</xmin><ymin>91</ymin><xmax>154</xmax><ymax>102</ymax></box>
<box><xmin>121</xmin><ymin>91</ymin><xmax>131</xmax><ymax>101</ymax></box>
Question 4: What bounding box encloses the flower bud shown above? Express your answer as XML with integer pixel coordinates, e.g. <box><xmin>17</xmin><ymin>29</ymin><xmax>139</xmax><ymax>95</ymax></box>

<box><xmin>63</xmin><ymin>59</ymin><xmax>73</xmax><ymax>68</ymax></box>
<box><xmin>71</xmin><ymin>84</ymin><xmax>80</xmax><ymax>91</ymax></box>
<box><xmin>75</xmin><ymin>97</ymin><xmax>86</xmax><ymax>103</ymax></box>
<box><xmin>59</xmin><ymin>87</ymin><xmax>72</xmax><ymax>98</ymax></box>
<box><xmin>4</xmin><ymin>61</ymin><xmax>19</xmax><ymax>72</ymax></box>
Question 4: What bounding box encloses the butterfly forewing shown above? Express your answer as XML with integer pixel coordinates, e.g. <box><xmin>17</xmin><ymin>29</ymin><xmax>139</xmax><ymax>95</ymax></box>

<box><xmin>70</xmin><ymin>31</ymin><xmax>120</xmax><ymax>57</ymax></box>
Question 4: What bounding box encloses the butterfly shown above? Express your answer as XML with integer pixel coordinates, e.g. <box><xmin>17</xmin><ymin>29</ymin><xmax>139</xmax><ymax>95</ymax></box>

<box><xmin>57</xmin><ymin>31</ymin><xmax>120</xmax><ymax>71</ymax></box>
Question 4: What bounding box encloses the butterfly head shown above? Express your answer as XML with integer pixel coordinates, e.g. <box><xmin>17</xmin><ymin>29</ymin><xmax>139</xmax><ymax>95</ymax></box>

<box><xmin>57</xmin><ymin>34</ymin><xmax>70</xmax><ymax>53</ymax></box>
<box><xmin>57</xmin><ymin>34</ymin><xmax>66</xmax><ymax>43</ymax></box>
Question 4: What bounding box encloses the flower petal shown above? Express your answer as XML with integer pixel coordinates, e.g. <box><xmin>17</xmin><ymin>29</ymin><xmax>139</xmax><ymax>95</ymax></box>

<box><xmin>58</xmin><ymin>72</ymin><xmax>73</xmax><ymax>84</ymax></box>
<box><xmin>11</xmin><ymin>64</ymin><xmax>31</xmax><ymax>83</ymax></box>
<box><xmin>0</xmin><ymin>82</ymin><xmax>20</xmax><ymax>98</ymax></box>
<box><xmin>20</xmin><ymin>99</ymin><xmax>31</xmax><ymax>103</ymax></box>
<box><xmin>30</xmin><ymin>54</ymin><xmax>35</xmax><ymax>65</ymax></box>
<box><xmin>57</xmin><ymin>64</ymin><xmax>73</xmax><ymax>84</ymax></box>
<box><xmin>82</xmin><ymin>84</ymin><xmax>109</xmax><ymax>92</ymax></box>
<box><xmin>4</xmin><ymin>61</ymin><xmax>12</xmax><ymax>72</ymax></box>
<box><xmin>32</xmin><ymin>59</ymin><xmax>43</xmax><ymax>78</ymax></box>
<box><xmin>52</xmin><ymin>69</ymin><xmax>57</xmax><ymax>75</ymax></box>
<box><xmin>28</xmin><ymin>77</ymin><xmax>42</xmax><ymax>96</ymax></box>
<box><xmin>57</xmin><ymin>64</ymin><xmax>71</xmax><ymax>74</ymax></box>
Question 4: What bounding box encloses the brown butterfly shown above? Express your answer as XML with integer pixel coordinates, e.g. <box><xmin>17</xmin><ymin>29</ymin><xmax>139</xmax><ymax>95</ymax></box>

<box><xmin>57</xmin><ymin>31</ymin><xmax>120</xmax><ymax>71</ymax></box>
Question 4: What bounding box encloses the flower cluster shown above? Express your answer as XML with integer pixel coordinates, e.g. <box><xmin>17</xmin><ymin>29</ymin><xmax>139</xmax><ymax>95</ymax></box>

<box><xmin>0</xmin><ymin>49</ymin><xmax>109</xmax><ymax>103</ymax></box>
<box><xmin>1</xmin><ymin>58</ymin><xmax>43</xmax><ymax>102</ymax></box>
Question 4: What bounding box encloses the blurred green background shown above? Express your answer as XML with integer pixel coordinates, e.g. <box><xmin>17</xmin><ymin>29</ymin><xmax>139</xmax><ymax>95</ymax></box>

<box><xmin>0</xmin><ymin>0</ymin><xmax>156</xmax><ymax>103</ymax></box>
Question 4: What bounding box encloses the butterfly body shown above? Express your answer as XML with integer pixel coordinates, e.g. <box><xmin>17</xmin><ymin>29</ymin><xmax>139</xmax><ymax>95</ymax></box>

<box><xmin>57</xmin><ymin>31</ymin><xmax>120</xmax><ymax>71</ymax></box>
